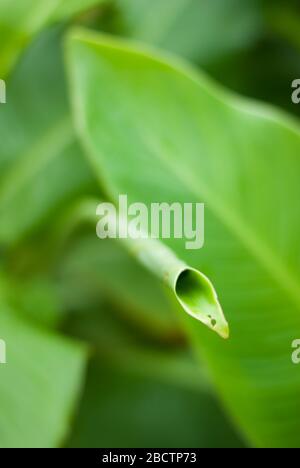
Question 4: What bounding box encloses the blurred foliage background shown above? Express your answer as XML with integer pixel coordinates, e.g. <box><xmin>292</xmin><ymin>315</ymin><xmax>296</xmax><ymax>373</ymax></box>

<box><xmin>0</xmin><ymin>0</ymin><xmax>300</xmax><ymax>448</ymax></box>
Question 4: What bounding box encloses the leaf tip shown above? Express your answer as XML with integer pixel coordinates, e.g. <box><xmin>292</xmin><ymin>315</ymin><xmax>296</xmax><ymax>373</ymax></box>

<box><xmin>174</xmin><ymin>268</ymin><xmax>230</xmax><ymax>340</ymax></box>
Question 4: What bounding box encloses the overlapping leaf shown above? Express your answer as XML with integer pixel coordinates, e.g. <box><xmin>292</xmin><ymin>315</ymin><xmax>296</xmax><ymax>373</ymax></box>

<box><xmin>59</xmin><ymin>233</ymin><xmax>181</xmax><ymax>342</ymax></box>
<box><xmin>114</xmin><ymin>0</ymin><xmax>263</xmax><ymax>63</ymax></box>
<box><xmin>0</xmin><ymin>0</ymin><xmax>105</xmax><ymax>75</ymax></box>
<box><xmin>67</xmin><ymin>29</ymin><xmax>300</xmax><ymax>447</ymax></box>
<box><xmin>0</xmin><ymin>27</ymin><xmax>97</xmax><ymax>246</ymax></box>
<box><xmin>67</xmin><ymin>358</ymin><xmax>243</xmax><ymax>448</ymax></box>
<box><xmin>0</xmin><ymin>282</ymin><xmax>87</xmax><ymax>448</ymax></box>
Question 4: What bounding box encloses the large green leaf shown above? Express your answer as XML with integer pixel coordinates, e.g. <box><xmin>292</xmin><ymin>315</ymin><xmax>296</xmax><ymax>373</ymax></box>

<box><xmin>67</xmin><ymin>29</ymin><xmax>300</xmax><ymax>447</ymax></box>
<box><xmin>0</xmin><ymin>283</ymin><xmax>87</xmax><ymax>448</ymax></box>
<box><xmin>0</xmin><ymin>27</ymin><xmax>97</xmax><ymax>246</ymax></box>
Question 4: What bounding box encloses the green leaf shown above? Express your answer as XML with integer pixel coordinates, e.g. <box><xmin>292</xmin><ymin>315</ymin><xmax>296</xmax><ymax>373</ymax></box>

<box><xmin>59</xmin><ymin>233</ymin><xmax>182</xmax><ymax>342</ymax></box>
<box><xmin>114</xmin><ymin>0</ymin><xmax>263</xmax><ymax>63</ymax></box>
<box><xmin>0</xmin><ymin>0</ymin><xmax>105</xmax><ymax>75</ymax></box>
<box><xmin>120</xmin><ymin>227</ymin><xmax>229</xmax><ymax>339</ymax></box>
<box><xmin>50</xmin><ymin>197</ymin><xmax>227</xmax><ymax>340</ymax></box>
<box><xmin>67</xmin><ymin>358</ymin><xmax>244</xmax><ymax>448</ymax></box>
<box><xmin>32</xmin><ymin>197</ymin><xmax>182</xmax><ymax>341</ymax></box>
<box><xmin>0</xmin><ymin>27</ymin><xmax>97</xmax><ymax>246</ymax></box>
<box><xmin>52</xmin><ymin>195</ymin><xmax>228</xmax><ymax>339</ymax></box>
<box><xmin>0</xmin><ymin>284</ymin><xmax>87</xmax><ymax>448</ymax></box>
<box><xmin>0</xmin><ymin>0</ymin><xmax>58</xmax><ymax>75</ymax></box>
<box><xmin>64</xmin><ymin>296</ymin><xmax>209</xmax><ymax>393</ymax></box>
<box><xmin>53</xmin><ymin>0</ymin><xmax>105</xmax><ymax>21</ymax></box>
<box><xmin>67</xmin><ymin>29</ymin><xmax>300</xmax><ymax>447</ymax></box>
<box><xmin>266</xmin><ymin>2</ymin><xmax>300</xmax><ymax>51</ymax></box>
<box><xmin>3</xmin><ymin>275</ymin><xmax>63</xmax><ymax>329</ymax></box>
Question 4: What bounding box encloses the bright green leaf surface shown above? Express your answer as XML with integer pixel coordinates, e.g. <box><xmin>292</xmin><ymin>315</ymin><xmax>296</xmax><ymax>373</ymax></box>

<box><xmin>0</xmin><ymin>286</ymin><xmax>87</xmax><ymax>448</ymax></box>
<box><xmin>67</xmin><ymin>29</ymin><xmax>300</xmax><ymax>447</ymax></box>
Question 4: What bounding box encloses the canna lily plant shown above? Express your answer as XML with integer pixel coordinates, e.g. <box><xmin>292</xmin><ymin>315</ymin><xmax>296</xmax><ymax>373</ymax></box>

<box><xmin>1</xmin><ymin>0</ymin><xmax>300</xmax><ymax>449</ymax></box>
